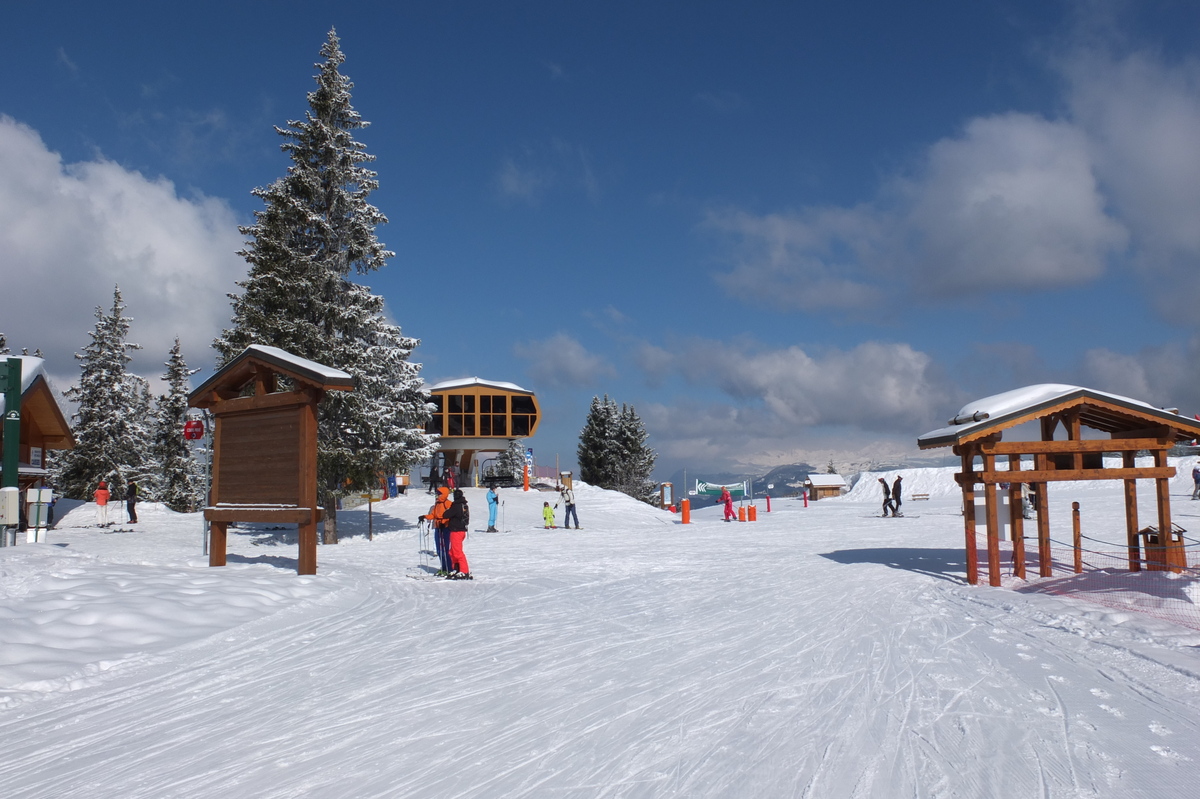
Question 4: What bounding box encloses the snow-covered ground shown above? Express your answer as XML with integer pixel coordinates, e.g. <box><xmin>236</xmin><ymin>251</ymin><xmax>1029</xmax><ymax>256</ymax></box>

<box><xmin>3</xmin><ymin>466</ymin><xmax>1200</xmax><ymax>798</ymax></box>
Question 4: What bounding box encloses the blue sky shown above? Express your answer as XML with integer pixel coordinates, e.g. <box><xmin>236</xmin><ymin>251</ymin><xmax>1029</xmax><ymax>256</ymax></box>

<box><xmin>4</xmin><ymin>0</ymin><xmax>1200</xmax><ymax>479</ymax></box>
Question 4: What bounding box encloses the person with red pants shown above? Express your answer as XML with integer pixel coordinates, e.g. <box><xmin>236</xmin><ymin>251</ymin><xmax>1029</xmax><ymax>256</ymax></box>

<box><xmin>424</xmin><ymin>487</ymin><xmax>452</xmax><ymax>575</ymax></box>
<box><xmin>445</xmin><ymin>488</ymin><xmax>472</xmax><ymax>580</ymax></box>
<box><xmin>720</xmin><ymin>486</ymin><xmax>737</xmax><ymax>522</ymax></box>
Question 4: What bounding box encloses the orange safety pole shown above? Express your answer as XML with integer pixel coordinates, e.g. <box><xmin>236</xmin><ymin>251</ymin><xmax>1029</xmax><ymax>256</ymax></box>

<box><xmin>1080</xmin><ymin>499</ymin><xmax>1089</xmax><ymax>573</ymax></box>
<box><xmin>766</xmin><ymin>495</ymin><xmax>771</xmax><ymax>512</ymax></box>
<box><xmin>748</xmin><ymin>505</ymin><xmax>757</xmax><ymax>521</ymax></box>
<box><xmin>803</xmin><ymin>491</ymin><xmax>808</xmax><ymax>508</ymax></box>
<box><xmin>523</xmin><ymin>464</ymin><xmax>529</xmax><ymax>492</ymax></box>
<box><xmin>737</xmin><ymin>506</ymin><xmax>746</xmax><ymax>522</ymax></box>
<box><xmin>681</xmin><ymin>498</ymin><xmax>690</xmax><ymax>524</ymax></box>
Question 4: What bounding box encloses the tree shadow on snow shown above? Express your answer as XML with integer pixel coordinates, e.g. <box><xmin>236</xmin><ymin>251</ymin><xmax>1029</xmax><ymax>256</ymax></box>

<box><xmin>226</xmin><ymin>552</ymin><xmax>299</xmax><ymax>571</ymax></box>
<box><xmin>819</xmin><ymin>547</ymin><xmax>968</xmax><ymax>584</ymax></box>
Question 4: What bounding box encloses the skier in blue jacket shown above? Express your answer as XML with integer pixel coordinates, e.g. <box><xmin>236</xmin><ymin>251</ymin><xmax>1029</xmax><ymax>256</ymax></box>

<box><xmin>486</xmin><ymin>486</ymin><xmax>499</xmax><ymax>532</ymax></box>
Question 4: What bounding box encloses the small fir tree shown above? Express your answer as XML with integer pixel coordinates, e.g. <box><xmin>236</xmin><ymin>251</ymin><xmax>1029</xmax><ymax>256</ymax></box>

<box><xmin>578</xmin><ymin>395</ymin><xmax>620</xmax><ymax>488</ymax></box>
<box><xmin>215</xmin><ymin>29</ymin><xmax>434</xmax><ymax>543</ymax></box>
<box><xmin>53</xmin><ymin>287</ymin><xmax>149</xmax><ymax>499</ymax></box>
<box><xmin>152</xmin><ymin>338</ymin><xmax>204</xmax><ymax>512</ymax></box>
<box><xmin>613</xmin><ymin>403</ymin><xmax>657</xmax><ymax>503</ymax></box>
<box><xmin>577</xmin><ymin>396</ymin><xmax>657</xmax><ymax>504</ymax></box>
<box><xmin>493</xmin><ymin>438</ymin><xmax>527</xmax><ymax>482</ymax></box>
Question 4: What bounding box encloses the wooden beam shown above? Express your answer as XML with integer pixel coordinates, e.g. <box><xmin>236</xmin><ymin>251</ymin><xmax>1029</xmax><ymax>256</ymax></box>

<box><xmin>1034</xmin><ymin>452</ymin><xmax>1051</xmax><ymax>577</ymax></box>
<box><xmin>1111</xmin><ymin>425</ymin><xmax>1172</xmax><ymax>440</ymax></box>
<box><xmin>204</xmin><ymin>507</ymin><xmax>325</xmax><ymax>524</ymax></box>
<box><xmin>208</xmin><ymin>391</ymin><xmax>313</xmax><ymax>417</ymax></box>
<box><xmin>969</xmin><ymin>466</ymin><xmax>1174</xmax><ymax>484</ymax></box>
<box><xmin>977</xmin><ymin>438</ymin><xmax>1169</xmax><ymax>455</ymax></box>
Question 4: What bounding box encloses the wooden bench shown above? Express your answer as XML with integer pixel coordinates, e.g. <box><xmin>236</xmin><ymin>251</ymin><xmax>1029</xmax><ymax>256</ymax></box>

<box><xmin>911</xmin><ymin>492</ymin><xmax>930</xmax><ymax>501</ymax></box>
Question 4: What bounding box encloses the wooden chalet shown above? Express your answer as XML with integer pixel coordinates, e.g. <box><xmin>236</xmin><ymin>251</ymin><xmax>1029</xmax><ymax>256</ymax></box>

<box><xmin>189</xmin><ymin>345</ymin><xmax>354</xmax><ymax>575</ymax></box>
<box><xmin>805</xmin><ymin>474</ymin><xmax>848</xmax><ymax>501</ymax></box>
<box><xmin>918</xmin><ymin>384</ymin><xmax>1200</xmax><ymax>586</ymax></box>
<box><xmin>0</xmin><ymin>357</ymin><xmax>75</xmax><ymax>489</ymax></box>
<box><xmin>426</xmin><ymin>377</ymin><xmax>540</xmax><ymax>479</ymax></box>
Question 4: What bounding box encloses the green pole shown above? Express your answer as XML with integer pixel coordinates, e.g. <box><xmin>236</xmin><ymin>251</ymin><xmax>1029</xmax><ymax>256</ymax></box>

<box><xmin>2</xmin><ymin>358</ymin><xmax>21</xmax><ymax>490</ymax></box>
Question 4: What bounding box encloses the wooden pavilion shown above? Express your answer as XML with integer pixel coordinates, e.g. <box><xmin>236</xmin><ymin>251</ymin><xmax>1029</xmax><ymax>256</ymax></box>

<box><xmin>189</xmin><ymin>345</ymin><xmax>354</xmax><ymax>575</ymax></box>
<box><xmin>917</xmin><ymin>384</ymin><xmax>1200</xmax><ymax>586</ymax></box>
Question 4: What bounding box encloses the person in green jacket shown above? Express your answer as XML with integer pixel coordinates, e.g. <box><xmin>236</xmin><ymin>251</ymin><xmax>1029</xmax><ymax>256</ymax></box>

<box><xmin>542</xmin><ymin>501</ymin><xmax>557</xmax><ymax>529</ymax></box>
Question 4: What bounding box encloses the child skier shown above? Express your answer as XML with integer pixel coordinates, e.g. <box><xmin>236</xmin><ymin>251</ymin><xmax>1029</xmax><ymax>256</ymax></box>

<box><xmin>543</xmin><ymin>501</ymin><xmax>557</xmax><ymax>529</ymax></box>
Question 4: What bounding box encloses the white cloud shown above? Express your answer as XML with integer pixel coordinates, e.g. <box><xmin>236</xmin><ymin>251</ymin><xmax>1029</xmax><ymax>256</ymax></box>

<box><xmin>494</xmin><ymin>140</ymin><xmax>600</xmax><ymax>205</ymax></box>
<box><xmin>1063</xmin><ymin>49</ymin><xmax>1200</xmax><ymax>318</ymax></box>
<box><xmin>514</xmin><ymin>332</ymin><xmax>617</xmax><ymax>388</ymax></box>
<box><xmin>709</xmin><ymin>111</ymin><xmax>1127</xmax><ymax>308</ymax></box>
<box><xmin>899</xmin><ymin>113</ymin><xmax>1127</xmax><ymax>293</ymax></box>
<box><xmin>706</xmin><ymin>206</ymin><xmax>885</xmax><ymax>311</ymax></box>
<box><xmin>0</xmin><ymin>116</ymin><xmax>246</xmax><ymax>381</ymax></box>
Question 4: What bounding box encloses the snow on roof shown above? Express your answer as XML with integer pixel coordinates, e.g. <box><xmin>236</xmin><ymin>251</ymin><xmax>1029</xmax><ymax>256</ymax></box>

<box><xmin>918</xmin><ymin>383</ymin><xmax>1194</xmax><ymax>448</ymax></box>
<box><xmin>0</xmin><ymin>356</ymin><xmax>51</xmax><ymax>416</ymax></box>
<box><xmin>807</xmin><ymin>474</ymin><xmax>848</xmax><ymax>488</ymax></box>
<box><xmin>243</xmin><ymin>345</ymin><xmax>352</xmax><ymax>382</ymax></box>
<box><xmin>428</xmin><ymin>376</ymin><xmax>533</xmax><ymax>394</ymax></box>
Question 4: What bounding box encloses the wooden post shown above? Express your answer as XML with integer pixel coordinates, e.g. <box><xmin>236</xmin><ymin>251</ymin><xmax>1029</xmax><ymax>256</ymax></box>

<box><xmin>983</xmin><ymin>452</ymin><xmax>1001</xmax><ymax>586</ymax></box>
<box><xmin>1072</xmin><ymin>502</ymin><xmax>1082</xmax><ymax>574</ymax></box>
<box><xmin>210</xmin><ymin>521</ymin><xmax>228</xmax><ymax>567</ymax></box>
<box><xmin>298</xmin><ymin>518</ymin><xmax>317</xmax><ymax>575</ymax></box>
<box><xmin>1122</xmin><ymin>451</ymin><xmax>1140</xmax><ymax>572</ymax></box>
<box><xmin>1034</xmin><ymin>451</ymin><xmax>1051</xmax><ymax>577</ymax></box>
<box><xmin>961</xmin><ymin>448</ymin><xmax>978</xmax><ymax>585</ymax></box>
<box><xmin>1153</xmin><ymin>448</ymin><xmax>1181</xmax><ymax>572</ymax></box>
<box><xmin>1009</xmin><ymin>463</ymin><xmax>1025</xmax><ymax>579</ymax></box>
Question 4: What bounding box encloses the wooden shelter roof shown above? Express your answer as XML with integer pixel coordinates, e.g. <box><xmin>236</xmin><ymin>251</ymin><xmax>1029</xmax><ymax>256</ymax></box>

<box><xmin>189</xmin><ymin>345</ymin><xmax>354</xmax><ymax>409</ymax></box>
<box><xmin>918</xmin><ymin>384</ymin><xmax>1200</xmax><ymax>450</ymax></box>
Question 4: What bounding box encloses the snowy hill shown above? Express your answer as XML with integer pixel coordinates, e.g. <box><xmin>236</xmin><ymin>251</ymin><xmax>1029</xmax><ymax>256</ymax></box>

<box><xmin>3</xmin><ymin>473</ymin><xmax>1200</xmax><ymax>797</ymax></box>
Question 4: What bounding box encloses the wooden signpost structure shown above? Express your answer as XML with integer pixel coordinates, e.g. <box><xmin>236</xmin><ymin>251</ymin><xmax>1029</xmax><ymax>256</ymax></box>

<box><xmin>189</xmin><ymin>346</ymin><xmax>353</xmax><ymax>575</ymax></box>
<box><xmin>918</xmin><ymin>385</ymin><xmax>1200</xmax><ymax>586</ymax></box>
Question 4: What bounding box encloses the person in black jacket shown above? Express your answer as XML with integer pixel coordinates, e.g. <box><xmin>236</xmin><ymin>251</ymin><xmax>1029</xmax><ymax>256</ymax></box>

<box><xmin>891</xmin><ymin>475</ymin><xmax>903</xmax><ymax>518</ymax></box>
<box><xmin>126</xmin><ymin>480</ymin><xmax>138</xmax><ymax>524</ymax></box>
<box><xmin>878</xmin><ymin>477</ymin><xmax>893</xmax><ymax>517</ymax></box>
<box><xmin>445</xmin><ymin>489</ymin><xmax>472</xmax><ymax>579</ymax></box>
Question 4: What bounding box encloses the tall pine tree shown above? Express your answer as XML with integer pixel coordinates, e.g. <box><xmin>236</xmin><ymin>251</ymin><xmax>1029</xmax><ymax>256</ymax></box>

<box><xmin>577</xmin><ymin>396</ymin><xmax>658</xmax><ymax>504</ymax></box>
<box><xmin>53</xmin><ymin>286</ymin><xmax>150</xmax><ymax>499</ymax></box>
<box><xmin>215</xmin><ymin>29</ymin><xmax>434</xmax><ymax>542</ymax></box>
<box><xmin>152</xmin><ymin>338</ymin><xmax>204</xmax><ymax>512</ymax></box>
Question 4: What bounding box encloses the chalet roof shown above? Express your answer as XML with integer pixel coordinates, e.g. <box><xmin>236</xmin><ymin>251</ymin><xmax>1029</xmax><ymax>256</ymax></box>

<box><xmin>807</xmin><ymin>474</ymin><xmax>848</xmax><ymax>488</ymax></box>
<box><xmin>0</xmin><ymin>356</ymin><xmax>50</xmax><ymax>415</ymax></box>
<box><xmin>918</xmin><ymin>383</ymin><xmax>1200</xmax><ymax>450</ymax></box>
<box><xmin>0</xmin><ymin>356</ymin><xmax>75</xmax><ymax>450</ymax></box>
<box><xmin>428</xmin><ymin>377</ymin><xmax>533</xmax><ymax>394</ymax></box>
<box><xmin>190</xmin><ymin>345</ymin><xmax>354</xmax><ymax>407</ymax></box>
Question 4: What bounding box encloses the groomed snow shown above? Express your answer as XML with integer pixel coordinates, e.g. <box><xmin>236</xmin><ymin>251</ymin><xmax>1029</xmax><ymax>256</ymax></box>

<box><xmin>3</xmin><ymin>466</ymin><xmax>1200</xmax><ymax>797</ymax></box>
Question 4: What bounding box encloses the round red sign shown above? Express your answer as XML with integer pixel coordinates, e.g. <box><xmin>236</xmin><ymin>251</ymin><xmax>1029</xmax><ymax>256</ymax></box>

<box><xmin>183</xmin><ymin>420</ymin><xmax>205</xmax><ymax>440</ymax></box>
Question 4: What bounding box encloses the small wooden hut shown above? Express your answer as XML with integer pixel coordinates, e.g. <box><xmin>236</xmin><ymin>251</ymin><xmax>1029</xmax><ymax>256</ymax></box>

<box><xmin>805</xmin><ymin>474</ymin><xmax>848</xmax><ymax>501</ymax></box>
<box><xmin>189</xmin><ymin>346</ymin><xmax>353</xmax><ymax>575</ymax></box>
<box><xmin>918</xmin><ymin>384</ymin><xmax>1200</xmax><ymax>586</ymax></box>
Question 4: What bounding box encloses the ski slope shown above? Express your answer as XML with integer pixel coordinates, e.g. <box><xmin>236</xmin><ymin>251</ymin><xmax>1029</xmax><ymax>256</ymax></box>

<box><xmin>2</xmin><ymin>469</ymin><xmax>1200</xmax><ymax>798</ymax></box>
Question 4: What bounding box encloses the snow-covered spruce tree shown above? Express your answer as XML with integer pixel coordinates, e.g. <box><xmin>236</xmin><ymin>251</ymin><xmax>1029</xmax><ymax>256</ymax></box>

<box><xmin>578</xmin><ymin>396</ymin><xmax>658</xmax><ymax>504</ymax></box>
<box><xmin>613</xmin><ymin>403</ymin><xmax>657</xmax><ymax>504</ymax></box>
<box><xmin>493</xmin><ymin>438</ymin><xmax>526</xmax><ymax>482</ymax></box>
<box><xmin>0</xmin><ymin>333</ymin><xmax>8</xmax><ymax>355</ymax></box>
<box><xmin>215</xmin><ymin>29</ymin><xmax>434</xmax><ymax>543</ymax></box>
<box><xmin>52</xmin><ymin>287</ymin><xmax>149</xmax><ymax>500</ymax></box>
<box><xmin>152</xmin><ymin>338</ymin><xmax>203</xmax><ymax>512</ymax></box>
<box><xmin>577</xmin><ymin>395</ymin><xmax>620</xmax><ymax>488</ymax></box>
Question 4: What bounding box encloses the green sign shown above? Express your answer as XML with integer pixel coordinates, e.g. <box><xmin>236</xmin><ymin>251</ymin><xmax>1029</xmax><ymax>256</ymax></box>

<box><xmin>2</xmin><ymin>358</ymin><xmax>21</xmax><ymax>489</ymax></box>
